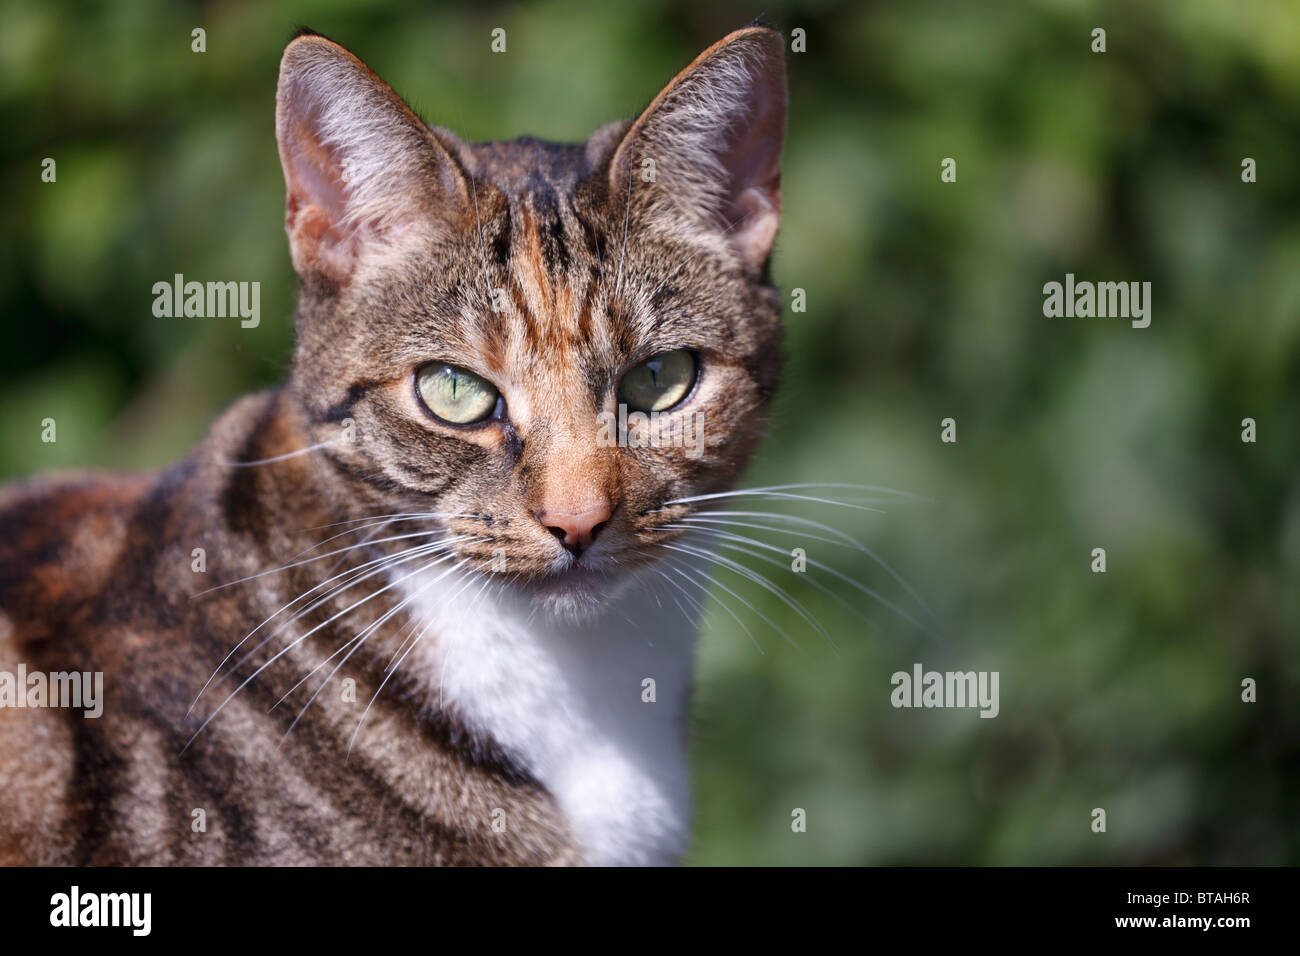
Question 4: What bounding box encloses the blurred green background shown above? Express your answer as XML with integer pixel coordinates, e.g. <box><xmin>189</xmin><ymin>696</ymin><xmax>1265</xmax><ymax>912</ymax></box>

<box><xmin>2</xmin><ymin>0</ymin><xmax>1298</xmax><ymax>864</ymax></box>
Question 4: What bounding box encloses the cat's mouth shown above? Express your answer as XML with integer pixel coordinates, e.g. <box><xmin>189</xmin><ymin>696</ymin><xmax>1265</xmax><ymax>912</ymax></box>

<box><xmin>441</xmin><ymin>514</ymin><xmax>685</xmax><ymax>618</ymax></box>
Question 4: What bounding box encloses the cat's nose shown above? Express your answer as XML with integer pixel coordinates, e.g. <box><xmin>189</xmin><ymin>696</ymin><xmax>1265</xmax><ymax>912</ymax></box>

<box><xmin>538</xmin><ymin>505</ymin><xmax>611</xmax><ymax>554</ymax></box>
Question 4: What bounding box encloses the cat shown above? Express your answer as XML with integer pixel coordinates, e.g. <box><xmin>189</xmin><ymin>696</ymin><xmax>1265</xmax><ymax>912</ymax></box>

<box><xmin>0</xmin><ymin>24</ymin><xmax>786</xmax><ymax>866</ymax></box>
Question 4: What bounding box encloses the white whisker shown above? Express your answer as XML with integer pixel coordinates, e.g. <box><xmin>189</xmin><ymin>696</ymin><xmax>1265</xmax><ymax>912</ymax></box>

<box><xmin>666</xmin><ymin>539</ymin><xmax>832</xmax><ymax>649</ymax></box>
<box><xmin>215</xmin><ymin>438</ymin><xmax>340</xmax><ymax>468</ymax></box>
<box><xmin>667</xmin><ymin>524</ymin><xmax>931</xmax><ymax>634</ymax></box>
<box><xmin>185</xmin><ymin>535</ymin><xmax>470</xmax><ymax>716</ymax></box>
<box><xmin>661</xmin><ymin>542</ymin><xmax>802</xmax><ymax>651</ymax></box>
<box><xmin>676</xmin><ymin>512</ymin><xmax>868</xmax><ymax>551</ymax></box>
<box><xmin>274</xmin><ymin>555</ymin><xmax>465</xmax><ymax>749</ymax></box>
<box><xmin>182</xmin><ymin>553</ymin><xmax>453</xmax><ymax>753</ymax></box>
<box><xmin>656</xmin><ymin>556</ymin><xmax>763</xmax><ymax>654</ymax></box>
<box><xmin>671</xmin><ymin>508</ymin><xmax>931</xmax><ymax>617</ymax></box>
<box><xmin>666</xmin><ymin>482</ymin><xmax>929</xmax><ymax>504</ymax></box>
<box><xmin>193</xmin><ymin>529</ymin><xmax>472</xmax><ymax>596</ymax></box>
<box><xmin>291</xmin><ymin>512</ymin><xmax>471</xmax><ymax>559</ymax></box>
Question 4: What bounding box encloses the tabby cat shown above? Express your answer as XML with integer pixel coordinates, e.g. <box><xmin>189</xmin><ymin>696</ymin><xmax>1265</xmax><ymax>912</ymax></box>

<box><xmin>0</xmin><ymin>25</ymin><xmax>787</xmax><ymax>866</ymax></box>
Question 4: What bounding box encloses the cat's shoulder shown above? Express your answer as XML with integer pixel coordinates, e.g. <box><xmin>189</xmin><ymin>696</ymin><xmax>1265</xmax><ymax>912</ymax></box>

<box><xmin>0</xmin><ymin>470</ymin><xmax>154</xmax><ymax>566</ymax></box>
<box><xmin>0</xmin><ymin>471</ymin><xmax>154</xmax><ymax>634</ymax></box>
<box><xmin>0</xmin><ymin>469</ymin><xmax>158</xmax><ymax>665</ymax></box>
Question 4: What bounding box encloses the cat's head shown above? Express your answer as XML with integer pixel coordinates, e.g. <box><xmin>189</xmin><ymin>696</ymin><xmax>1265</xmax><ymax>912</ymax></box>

<box><xmin>274</xmin><ymin>27</ymin><xmax>787</xmax><ymax>615</ymax></box>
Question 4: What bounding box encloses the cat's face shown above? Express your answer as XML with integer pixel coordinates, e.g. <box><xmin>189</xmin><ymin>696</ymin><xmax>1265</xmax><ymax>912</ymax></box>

<box><xmin>274</xmin><ymin>29</ymin><xmax>786</xmax><ymax>614</ymax></box>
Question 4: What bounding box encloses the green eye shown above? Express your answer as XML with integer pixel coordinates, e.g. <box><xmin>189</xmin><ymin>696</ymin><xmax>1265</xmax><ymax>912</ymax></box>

<box><xmin>415</xmin><ymin>362</ymin><xmax>499</xmax><ymax>425</ymax></box>
<box><xmin>618</xmin><ymin>350</ymin><xmax>697</xmax><ymax>413</ymax></box>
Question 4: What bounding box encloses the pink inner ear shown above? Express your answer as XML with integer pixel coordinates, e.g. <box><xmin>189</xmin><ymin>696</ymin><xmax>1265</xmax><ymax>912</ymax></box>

<box><xmin>279</xmin><ymin>89</ymin><xmax>357</xmax><ymax>281</ymax></box>
<box><xmin>286</xmin><ymin>199</ymin><xmax>357</xmax><ymax>286</ymax></box>
<box><xmin>729</xmin><ymin>183</ymin><xmax>782</xmax><ymax>266</ymax></box>
<box><xmin>717</xmin><ymin>57</ymin><xmax>786</xmax><ymax>267</ymax></box>
<box><xmin>286</xmin><ymin>114</ymin><xmax>352</xmax><ymax>224</ymax></box>
<box><xmin>721</xmin><ymin>93</ymin><xmax>783</xmax><ymax>197</ymax></box>
<box><xmin>721</xmin><ymin>90</ymin><xmax>783</xmax><ymax>251</ymax></box>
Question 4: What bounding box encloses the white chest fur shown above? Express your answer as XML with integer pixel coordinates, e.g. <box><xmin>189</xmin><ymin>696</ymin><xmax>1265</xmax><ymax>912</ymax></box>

<box><xmin>399</xmin><ymin>565</ymin><xmax>701</xmax><ymax>865</ymax></box>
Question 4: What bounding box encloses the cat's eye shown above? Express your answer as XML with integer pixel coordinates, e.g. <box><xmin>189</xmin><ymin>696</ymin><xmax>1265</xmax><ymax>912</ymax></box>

<box><xmin>415</xmin><ymin>362</ymin><xmax>500</xmax><ymax>425</ymax></box>
<box><xmin>618</xmin><ymin>350</ymin><xmax>697</xmax><ymax>413</ymax></box>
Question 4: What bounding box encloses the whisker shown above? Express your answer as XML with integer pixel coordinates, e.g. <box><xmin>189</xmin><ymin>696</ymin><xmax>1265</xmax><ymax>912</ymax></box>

<box><xmin>347</xmin><ymin>609</ymin><xmax>442</xmax><ymax>761</ymax></box>
<box><xmin>673</xmin><ymin>509</ymin><xmax>931</xmax><ymax>618</ymax></box>
<box><xmin>215</xmin><ymin>541</ymin><xmax>462</xmax><ymax>690</ymax></box>
<box><xmin>193</xmin><ymin>529</ymin><xmax>471</xmax><ymax>597</ymax></box>
<box><xmin>680</xmin><ymin>493</ymin><xmax>881</xmax><ymax>512</ymax></box>
<box><xmin>660</xmin><ymin>542</ymin><xmax>803</xmax><ymax>652</ymax></box>
<box><xmin>214</xmin><ymin>438</ymin><xmax>340</xmax><ymax>468</ymax></box>
<box><xmin>675</xmin><ymin>512</ymin><xmax>868</xmax><ymax>551</ymax></box>
<box><xmin>185</xmin><ymin>535</ymin><xmax>470</xmax><ymax>716</ymax></box>
<box><xmin>687</xmin><ymin>532</ymin><xmax>875</xmax><ymax>631</ymax></box>
<box><xmin>667</xmin><ymin>524</ymin><xmax>931</xmax><ymax>635</ymax></box>
<box><xmin>644</xmin><ymin>568</ymin><xmax>692</xmax><ymax>627</ymax></box>
<box><xmin>655</xmin><ymin>556</ymin><xmax>763</xmax><ymax>654</ymax></box>
<box><xmin>274</xmin><ymin>556</ymin><xmax>465</xmax><ymax>749</ymax></box>
<box><xmin>270</xmin><ymin>553</ymin><xmax>460</xmax><ymax>714</ymax></box>
<box><xmin>666</xmin><ymin>482</ymin><xmax>930</xmax><ymax>504</ymax></box>
<box><xmin>181</xmin><ymin>554</ymin><xmax>453</xmax><ymax>753</ymax></box>
<box><xmin>438</xmin><ymin>564</ymin><xmax>499</xmax><ymax>707</ymax></box>
<box><xmin>666</xmin><ymin>539</ymin><xmax>832</xmax><ymax>649</ymax></box>
<box><xmin>347</xmin><ymin>625</ymin><xmax>430</xmax><ymax>760</ymax></box>
<box><xmin>313</xmin><ymin>517</ymin><xmax>400</xmax><ymax>583</ymax></box>
<box><xmin>190</xmin><ymin>550</ymin><xmax>399</xmax><ymax>716</ymax></box>
<box><xmin>298</xmin><ymin>511</ymin><xmax>473</xmax><ymax>534</ymax></box>
<box><xmin>383</xmin><ymin>616</ymin><xmax>424</xmax><ymax>675</ymax></box>
<box><xmin>291</xmin><ymin>512</ymin><xmax>471</xmax><ymax>559</ymax></box>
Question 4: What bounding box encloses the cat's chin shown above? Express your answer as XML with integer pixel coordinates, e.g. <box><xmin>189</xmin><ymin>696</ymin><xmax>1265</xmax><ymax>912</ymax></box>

<box><xmin>518</xmin><ymin>563</ymin><xmax>633</xmax><ymax>622</ymax></box>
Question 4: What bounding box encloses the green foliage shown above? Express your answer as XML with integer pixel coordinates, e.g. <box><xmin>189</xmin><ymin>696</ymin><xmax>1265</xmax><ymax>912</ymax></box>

<box><xmin>2</xmin><ymin>0</ymin><xmax>1296</xmax><ymax>863</ymax></box>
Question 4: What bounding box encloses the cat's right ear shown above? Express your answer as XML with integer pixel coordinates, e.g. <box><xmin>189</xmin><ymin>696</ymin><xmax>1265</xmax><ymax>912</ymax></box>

<box><xmin>275</xmin><ymin>33</ymin><xmax>468</xmax><ymax>286</ymax></box>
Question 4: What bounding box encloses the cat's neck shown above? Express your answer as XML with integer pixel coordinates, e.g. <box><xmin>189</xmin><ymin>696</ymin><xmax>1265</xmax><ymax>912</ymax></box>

<box><xmin>398</xmin><ymin>560</ymin><xmax>703</xmax><ymax>866</ymax></box>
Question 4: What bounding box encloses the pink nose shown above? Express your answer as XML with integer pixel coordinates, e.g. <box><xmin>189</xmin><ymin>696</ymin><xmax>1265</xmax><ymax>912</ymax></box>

<box><xmin>538</xmin><ymin>505</ymin><xmax>611</xmax><ymax>553</ymax></box>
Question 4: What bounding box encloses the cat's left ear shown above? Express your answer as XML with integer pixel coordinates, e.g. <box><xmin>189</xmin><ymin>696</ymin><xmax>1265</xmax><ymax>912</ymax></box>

<box><xmin>275</xmin><ymin>32</ymin><xmax>469</xmax><ymax>286</ymax></box>
<box><xmin>607</xmin><ymin>26</ymin><xmax>787</xmax><ymax>270</ymax></box>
